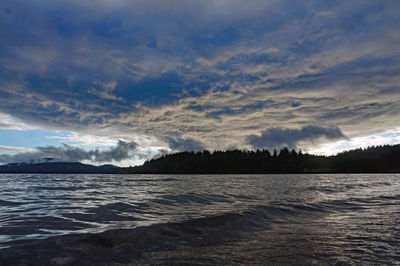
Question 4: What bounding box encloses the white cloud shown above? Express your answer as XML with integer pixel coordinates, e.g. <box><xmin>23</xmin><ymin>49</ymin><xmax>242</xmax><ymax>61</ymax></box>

<box><xmin>46</xmin><ymin>132</ymin><xmax>118</xmax><ymax>147</ymax></box>
<box><xmin>309</xmin><ymin>128</ymin><xmax>400</xmax><ymax>155</ymax></box>
<box><xmin>0</xmin><ymin>145</ymin><xmax>36</xmax><ymax>153</ymax></box>
<box><xmin>0</xmin><ymin>113</ymin><xmax>38</xmax><ymax>131</ymax></box>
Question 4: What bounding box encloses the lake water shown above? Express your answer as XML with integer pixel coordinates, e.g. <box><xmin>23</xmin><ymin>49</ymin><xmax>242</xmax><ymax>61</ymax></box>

<box><xmin>0</xmin><ymin>174</ymin><xmax>399</xmax><ymax>265</ymax></box>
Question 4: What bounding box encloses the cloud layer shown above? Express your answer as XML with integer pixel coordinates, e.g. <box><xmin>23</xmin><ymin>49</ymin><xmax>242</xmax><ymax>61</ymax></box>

<box><xmin>0</xmin><ymin>141</ymin><xmax>138</xmax><ymax>164</ymax></box>
<box><xmin>0</xmin><ymin>0</ymin><xmax>399</xmax><ymax>161</ymax></box>
<box><xmin>246</xmin><ymin>126</ymin><xmax>346</xmax><ymax>150</ymax></box>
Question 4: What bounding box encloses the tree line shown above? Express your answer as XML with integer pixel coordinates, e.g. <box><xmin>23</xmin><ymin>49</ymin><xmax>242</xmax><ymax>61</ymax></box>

<box><xmin>127</xmin><ymin>144</ymin><xmax>400</xmax><ymax>174</ymax></box>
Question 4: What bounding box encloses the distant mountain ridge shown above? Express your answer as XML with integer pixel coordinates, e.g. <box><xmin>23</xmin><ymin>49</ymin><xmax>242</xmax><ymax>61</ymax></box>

<box><xmin>0</xmin><ymin>162</ymin><xmax>122</xmax><ymax>174</ymax></box>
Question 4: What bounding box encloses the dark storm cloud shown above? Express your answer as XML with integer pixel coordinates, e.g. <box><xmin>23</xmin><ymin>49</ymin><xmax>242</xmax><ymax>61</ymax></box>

<box><xmin>246</xmin><ymin>126</ymin><xmax>347</xmax><ymax>150</ymax></box>
<box><xmin>164</xmin><ymin>137</ymin><xmax>205</xmax><ymax>152</ymax></box>
<box><xmin>0</xmin><ymin>140</ymin><xmax>138</xmax><ymax>164</ymax></box>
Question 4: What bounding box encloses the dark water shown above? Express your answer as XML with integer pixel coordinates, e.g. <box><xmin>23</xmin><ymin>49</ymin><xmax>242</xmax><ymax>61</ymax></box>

<box><xmin>0</xmin><ymin>174</ymin><xmax>399</xmax><ymax>265</ymax></box>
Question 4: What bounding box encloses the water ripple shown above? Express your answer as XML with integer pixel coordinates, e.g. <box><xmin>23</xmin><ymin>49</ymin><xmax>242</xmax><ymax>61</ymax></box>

<box><xmin>0</xmin><ymin>173</ymin><xmax>399</xmax><ymax>264</ymax></box>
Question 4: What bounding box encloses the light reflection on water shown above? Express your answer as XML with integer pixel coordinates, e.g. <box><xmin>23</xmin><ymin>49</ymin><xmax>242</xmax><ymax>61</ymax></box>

<box><xmin>0</xmin><ymin>173</ymin><xmax>399</xmax><ymax>264</ymax></box>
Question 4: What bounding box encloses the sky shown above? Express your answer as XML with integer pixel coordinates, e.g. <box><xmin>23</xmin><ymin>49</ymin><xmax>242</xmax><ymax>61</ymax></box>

<box><xmin>0</xmin><ymin>0</ymin><xmax>399</xmax><ymax>166</ymax></box>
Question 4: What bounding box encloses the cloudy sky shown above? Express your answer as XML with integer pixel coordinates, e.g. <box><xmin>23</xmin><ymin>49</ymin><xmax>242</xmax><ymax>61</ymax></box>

<box><xmin>0</xmin><ymin>0</ymin><xmax>399</xmax><ymax>166</ymax></box>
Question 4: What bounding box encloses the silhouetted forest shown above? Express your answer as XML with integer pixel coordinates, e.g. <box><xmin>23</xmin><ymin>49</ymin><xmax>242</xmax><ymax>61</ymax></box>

<box><xmin>127</xmin><ymin>144</ymin><xmax>400</xmax><ymax>174</ymax></box>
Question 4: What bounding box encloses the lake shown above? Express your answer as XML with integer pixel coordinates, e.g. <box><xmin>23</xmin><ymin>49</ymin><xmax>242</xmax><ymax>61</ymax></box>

<box><xmin>0</xmin><ymin>174</ymin><xmax>399</xmax><ymax>265</ymax></box>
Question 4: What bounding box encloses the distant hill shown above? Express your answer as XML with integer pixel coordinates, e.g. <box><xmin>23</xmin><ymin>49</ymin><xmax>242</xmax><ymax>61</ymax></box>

<box><xmin>126</xmin><ymin>144</ymin><xmax>400</xmax><ymax>174</ymax></box>
<box><xmin>0</xmin><ymin>162</ymin><xmax>122</xmax><ymax>174</ymax></box>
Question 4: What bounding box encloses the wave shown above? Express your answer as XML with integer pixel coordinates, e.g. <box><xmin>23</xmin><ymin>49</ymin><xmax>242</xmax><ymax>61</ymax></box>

<box><xmin>151</xmin><ymin>192</ymin><xmax>232</xmax><ymax>206</ymax></box>
<box><xmin>62</xmin><ymin>202</ymin><xmax>151</xmax><ymax>223</ymax></box>
<box><xmin>1</xmin><ymin>192</ymin><xmax>399</xmax><ymax>265</ymax></box>
<box><xmin>30</xmin><ymin>185</ymin><xmax>101</xmax><ymax>191</ymax></box>
<box><xmin>0</xmin><ymin>199</ymin><xmax>24</xmax><ymax>206</ymax></box>
<box><xmin>127</xmin><ymin>177</ymin><xmax>181</xmax><ymax>182</ymax></box>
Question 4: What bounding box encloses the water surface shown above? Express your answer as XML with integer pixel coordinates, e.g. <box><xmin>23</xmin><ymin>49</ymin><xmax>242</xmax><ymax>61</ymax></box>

<box><xmin>0</xmin><ymin>174</ymin><xmax>399</xmax><ymax>265</ymax></box>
